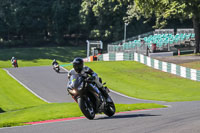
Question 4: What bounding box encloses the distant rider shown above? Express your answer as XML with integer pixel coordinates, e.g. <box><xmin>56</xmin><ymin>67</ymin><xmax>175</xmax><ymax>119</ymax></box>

<box><xmin>11</xmin><ymin>56</ymin><xmax>18</xmax><ymax>68</ymax></box>
<box><xmin>52</xmin><ymin>59</ymin><xmax>59</xmax><ymax>66</ymax></box>
<box><xmin>67</xmin><ymin>57</ymin><xmax>108</xmax><ymax>105</ymax></box>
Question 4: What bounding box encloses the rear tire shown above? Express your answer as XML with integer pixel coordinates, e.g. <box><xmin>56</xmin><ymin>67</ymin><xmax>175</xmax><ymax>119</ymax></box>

<box><xmin>78</xmin><ymin>97</ymin><xmax>95</xmax><ymax>120</ymax></box>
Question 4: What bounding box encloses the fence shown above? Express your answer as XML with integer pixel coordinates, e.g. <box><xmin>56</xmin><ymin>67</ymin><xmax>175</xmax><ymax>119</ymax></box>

<box><xmin>154</xmin><ymin>29</ymin><xmax>174</xmax><ymax>35</ymax></box>
<box><xmin>97</xmin><ymin>52</ymin><xmax>200</xmax><ymax>82</ymax></box>
<box><xmin>176</xmin><ymin>28</ymin><xmax>194</xmax><ymax>34</ymax></box>
<box><xmin>107</xmin><ymin>44</ymin><xmax>148</xmax><ymax>55</ymax></box>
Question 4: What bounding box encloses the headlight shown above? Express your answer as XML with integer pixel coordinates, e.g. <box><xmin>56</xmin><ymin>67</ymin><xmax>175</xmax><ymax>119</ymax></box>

<box><xmin>68</xmin><ymin>89</ymin><xmax>77</xmax><ymax>94</ymax></box>
<box><xmin>71</xmin><ymin>89</ymin><xmax>77</xmax><ymax>94</ymax></box>
<box><xmin>77</xmin><ymin>82</ymin><xmax>83</xmax><ymax>91</ymax></box>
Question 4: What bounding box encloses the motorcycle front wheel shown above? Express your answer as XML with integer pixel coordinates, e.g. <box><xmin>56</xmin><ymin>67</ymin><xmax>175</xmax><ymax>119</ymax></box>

<box><xmin>104</xmin><ymin>95</ymin><xmax>115</xmax><ymax>117</ymax></box>
<box><xmin>56</xmin><ymin>68</ymin><xmax>60</xmax><ymax>73</ymax></box>
<box><xmin>78</xmin><ymin>97</ymin><xmax>95</xmax><ymax>120</ymax></box>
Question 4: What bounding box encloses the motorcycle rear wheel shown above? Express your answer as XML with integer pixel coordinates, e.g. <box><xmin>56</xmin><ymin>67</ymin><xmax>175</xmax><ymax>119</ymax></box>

<box><xmin>78</xmin><ymin>97</ymin><xmax>95</xmax><ymax>120</ymax></box>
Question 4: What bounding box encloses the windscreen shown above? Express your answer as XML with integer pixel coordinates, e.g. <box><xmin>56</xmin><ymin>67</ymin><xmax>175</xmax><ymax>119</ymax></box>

<box><xmin>69</xmin><ymin>74</ymin><xmax>83</xmax><ymax>89</ymax></box>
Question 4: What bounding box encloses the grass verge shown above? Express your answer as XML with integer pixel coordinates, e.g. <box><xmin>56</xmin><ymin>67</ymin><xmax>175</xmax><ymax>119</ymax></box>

<box><xmin>0</xmin><ymin>103</ymin><xmax>165</xmax><ymax>128</ymax></box>
<box><xmin>0</xmin><ymin>69</ymin><xmax>46</xmax><ymax>112</ymax></box>
<box><xmin>0</xmin><ymin>65</ymin><xmax>165</xmax><ymax>128</ymax></box>
<box><xmin>65</xmin><ymin>61</ymin><xmax>200</xmax><ymax>102</ymax></box>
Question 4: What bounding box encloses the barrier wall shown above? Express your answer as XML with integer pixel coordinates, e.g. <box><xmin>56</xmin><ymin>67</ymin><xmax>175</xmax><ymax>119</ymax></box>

<box><xmin>97</xmin><ymin>53</ymin><xmax>200</xmax><ymax>82</ymax></box>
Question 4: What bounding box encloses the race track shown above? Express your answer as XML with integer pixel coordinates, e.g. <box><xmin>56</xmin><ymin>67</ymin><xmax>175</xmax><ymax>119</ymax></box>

<box><xmin>4</xmin><ymin>66</ymin><xmax>155</xmax><ymax>104</ymax></box>
<box><xmin>1</xmin><ymin>66</ymin><xmax>200</xmax><ymax>133</ymax></box>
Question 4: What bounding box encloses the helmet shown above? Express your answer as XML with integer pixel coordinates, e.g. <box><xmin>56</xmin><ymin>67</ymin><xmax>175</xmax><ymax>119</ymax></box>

<box><xmin>53</xmin><ymin>59</ymin><xmax>56</xmax><ymax>62</ymax></box>
<box><xmin>12</xmin><ymin>57</ymin><xmax>15</xmax><ymax>59</ymax></box>
<box><xmin>73</xmin><ymin>57</ymin><xmax>83</xmax><ymax>73</ymax></box>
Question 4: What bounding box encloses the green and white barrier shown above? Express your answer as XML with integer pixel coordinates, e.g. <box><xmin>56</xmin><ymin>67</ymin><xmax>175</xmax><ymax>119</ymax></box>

<box><xmin>98</xmin><ymin>52</ymin><xmax>200</xmax><ymax>82</ymax></box>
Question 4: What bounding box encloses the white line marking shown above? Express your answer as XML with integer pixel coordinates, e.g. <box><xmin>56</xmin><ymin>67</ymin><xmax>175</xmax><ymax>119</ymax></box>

<box><xmin>164</xmin><ymin>105</ymin><xmax>172</xmax><ymax>108</ymax></box>
<box><xmin>3</xmin><ymin>68</ymin><xmax>50</xmax><ymax>103</ymax></box>
<box><xmin>60</xmin><ymin>66</ymin><xmax>69</xmax><ymax>72</ymax></box>
<box><xmin>110</xmin><ymin>89</ymin><xmax>165</xmax><ymax>103</ymax></box>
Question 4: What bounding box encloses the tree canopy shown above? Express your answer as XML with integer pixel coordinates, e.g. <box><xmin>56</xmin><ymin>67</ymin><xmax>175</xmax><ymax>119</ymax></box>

<box><xmin>0</xmin><ymin>0</ymin><xmax>197</xmax><ymax>48</ymax></box>
<box><xmin>126</xmin><ymin>0</ymin><xmax>200</xmax><ymax>53</ymax></box>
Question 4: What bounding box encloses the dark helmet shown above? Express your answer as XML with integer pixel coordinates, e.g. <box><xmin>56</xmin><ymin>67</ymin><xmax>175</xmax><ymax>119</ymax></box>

<box><xmin>73</xmin><ymin>57</ymin><xmax>83</xmax><ymax>73</ymax></box>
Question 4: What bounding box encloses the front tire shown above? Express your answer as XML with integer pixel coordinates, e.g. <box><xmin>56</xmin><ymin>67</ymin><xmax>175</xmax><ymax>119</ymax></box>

<box><xmin>78</xmin><ymin>97</ymin><xmax>95</xmax><ymax>120</ymax></box>
<box><xmin>104</xmin><ymin>96</ymin><xmax>115</xmax><ymax>117</ymax></box>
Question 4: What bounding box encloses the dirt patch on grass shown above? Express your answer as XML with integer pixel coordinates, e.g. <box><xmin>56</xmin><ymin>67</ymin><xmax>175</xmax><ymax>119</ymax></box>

<box><xmin>153</xmin><ymin>55</ymin><xmax>200</xmax><ymax>64</ymax></box>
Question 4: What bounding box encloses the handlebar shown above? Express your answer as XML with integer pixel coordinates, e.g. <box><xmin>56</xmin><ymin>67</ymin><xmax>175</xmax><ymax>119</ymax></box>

<box><xmin>83</xmin><ymin>76</ymin><xmax>94</xmax><ymax>83</ymax></box>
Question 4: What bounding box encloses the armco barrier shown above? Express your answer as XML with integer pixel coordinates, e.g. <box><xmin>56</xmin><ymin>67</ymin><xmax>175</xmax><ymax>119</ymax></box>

<box><xmin>97</xmin><ymin>52</ymin><xmax>200</xmax><ymax>82</ymax></box>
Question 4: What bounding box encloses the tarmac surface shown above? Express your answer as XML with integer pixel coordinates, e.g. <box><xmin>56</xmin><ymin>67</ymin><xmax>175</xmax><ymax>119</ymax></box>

<box><xmin>1</xmin><ymin>66</ymin><xmax>200</xmax><ymax>133</ymax></box>
<box><xmin>4</xmin><ymin>66</ymin><xmax>156</xmax><ymax>104</ymax></box>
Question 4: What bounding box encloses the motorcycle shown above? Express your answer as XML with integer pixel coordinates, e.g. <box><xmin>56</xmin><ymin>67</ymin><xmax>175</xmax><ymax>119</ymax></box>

<box><xmin>53</xmin><ymin>64</ymin><xmax>60</xmax><ymax>73</ymax></box>
<box><xmin>12</xmin><ymin>60</ymin><xmax>18</xmax><ymax>68</ymax></box>
<box><xmin>67</xmin><ymin>74</ymin><xmax>115</xmax><ymax>120</ymax></box>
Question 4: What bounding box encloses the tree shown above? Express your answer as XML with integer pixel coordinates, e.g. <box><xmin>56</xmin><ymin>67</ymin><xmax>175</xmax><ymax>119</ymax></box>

<box><xmin>126</xmin><ymin>0</ymin><xmax>200</xmax><ymax>53</ymax></box>
<box><xmin>80</xmin><ymin>0</ymin><xmax>133</xmax><ymax>41</ymax></box>
<box><xmin>0</xmin><ymin>0</ymin><xmax>17</xmax><ymax>41</ymax></box>
<box><xmin>0</xmin><ymin>0</ymin><xmax>82</xmax><ymax>46</ymax></box>
<box><xmin>52</xmin><ymin>0</ymin><xmax>82</xmax><ymax>44</ymax></box>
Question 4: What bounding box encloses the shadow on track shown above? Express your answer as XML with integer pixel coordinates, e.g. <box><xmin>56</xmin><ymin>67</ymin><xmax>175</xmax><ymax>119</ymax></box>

<box><xmin>57</xmin><ymin>71</ymin><xmax>68</xmax><ymax>74</ymax></box>
<box><xmin>96</xmin><ymin>114</ymin><xmax>160</xmax><ymax>120</ymax></box>
<box><xmin>0</xmin><ymin>108</ymin><xmax>5</xmax><ymax>113</ymax></box>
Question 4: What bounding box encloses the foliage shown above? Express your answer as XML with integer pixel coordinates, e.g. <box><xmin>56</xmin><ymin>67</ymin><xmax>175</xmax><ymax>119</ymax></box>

<box><xmin>126</xmin><ymin>0</ymin><xmax>200</xmax><ymax>53</ymax></box>
<box><xmin>80</xmin><ymin>0</ymin><xmax>154</xmax><ymax>41</ymax></box>
<box><xmin>0</xmin><ymin>0</ymin><xmax>83</xmax><ymax>47</ymax></box>
<box><xmin>0</xmin><ymin>0</ymin><xmax>198</xmax><ymax>47</ymax></box>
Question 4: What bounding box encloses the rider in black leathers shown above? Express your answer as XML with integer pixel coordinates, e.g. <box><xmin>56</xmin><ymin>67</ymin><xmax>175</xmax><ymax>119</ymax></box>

<box><xmin>67</xmin><ymin>57</ymin><xmax>108</xmax><ymax>105</ymax></box>
<box><xmin>52</xmin><ymin>59</ymin><xmax>59</xmax><ymax>66</ymax></box>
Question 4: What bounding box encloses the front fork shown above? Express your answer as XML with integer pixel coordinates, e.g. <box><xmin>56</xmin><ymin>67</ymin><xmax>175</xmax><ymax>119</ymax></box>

<box><xmin>88</xmin><ymin>84</ymin><xmax>103</xmax><ymax>108</ymax></box>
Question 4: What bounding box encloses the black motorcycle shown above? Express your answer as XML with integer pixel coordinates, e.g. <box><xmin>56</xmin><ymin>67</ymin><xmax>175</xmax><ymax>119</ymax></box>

<box><xmin>53</xmin><ymin>64</ymin><xmax>60</xmax><ymax>73</ymax></box>
<box><xmin>67</xmin><ymin>74</ymin><xmax>115</xmax><ymax>120</ymax></box>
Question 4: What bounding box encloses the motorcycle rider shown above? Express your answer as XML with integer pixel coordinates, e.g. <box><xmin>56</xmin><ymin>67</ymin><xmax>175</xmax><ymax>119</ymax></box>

<box><xmin>11</xmin><ymin>56</ymin><xmax>18</xmax><ymax>68</ymax></box>
<box><xmin>52</xmin><ymin>59</ymin><xmax>59</xmax><ymax>66</ymax></box>
<box><xmin>67</xmin><ymin>57</ymin><xmax>108</xmax><ymax>106</ymax></box>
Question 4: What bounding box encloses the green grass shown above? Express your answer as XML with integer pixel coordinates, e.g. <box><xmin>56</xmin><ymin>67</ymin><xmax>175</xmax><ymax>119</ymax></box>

<box><xmin>0</xmin><ymin>103</ymin><xmax>165</xmax><ymax>128</ymax></box>
<box><xmin>1</xmin><ymin>47</ymin><xmax>200</xmax><ymax>128</ymax></box>
<box><xmin>0</xmin><ymin>69</ymin><xmax>46</xmax><ymax>112</ymax></box>
<box><xmin>0</xmin><ymin>56</ymin><xmax>165</xmax><ymax>128</ymax></box>
<box><xmin>0</xmin><ymin>46</ymin><xmax>86</xmax><ymax>68</ymax></box>
<box><xmin>65</xmin><ymin>61</ymin><xmax>200</xmax><ymax>102</ymax></box>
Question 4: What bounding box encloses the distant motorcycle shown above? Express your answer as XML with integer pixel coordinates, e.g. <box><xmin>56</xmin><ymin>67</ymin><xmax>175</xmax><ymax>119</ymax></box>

<box><xmin>12</xmin><ymin>60</ymin><xmax>18</xmax><ymax>68</ymax></box>
<box><xmin>53</xmin><ymin>64</ymin><xmax>60</xmax><ymax>73</ymax></box>
<box><xmin>67</xmin><ymin>74</ymin><xmax>115</xmax><ymax>120</ymax></box>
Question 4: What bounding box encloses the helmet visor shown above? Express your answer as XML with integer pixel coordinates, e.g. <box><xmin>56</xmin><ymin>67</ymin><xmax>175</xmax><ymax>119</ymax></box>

<box><xmin>73</xmin><ymin>64</ymin><xmax>83</xmax><ymax>73</ymax></box>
